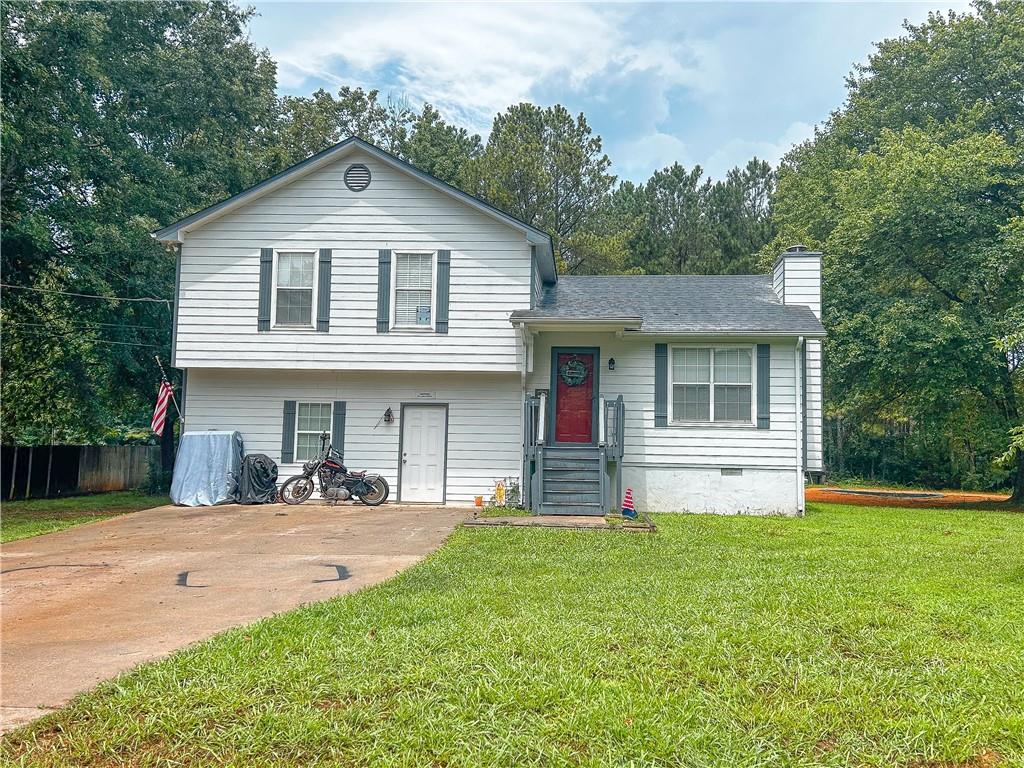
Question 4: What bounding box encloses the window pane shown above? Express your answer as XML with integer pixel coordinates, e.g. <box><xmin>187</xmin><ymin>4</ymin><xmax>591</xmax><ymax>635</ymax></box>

<box><xmin>673</xmin><ymin>384</ymin><xmax>710</xmax><ymax>421</ymax></box>
<box><xmin>714</xmin><ymin>348</ymin><xmax>751</xmax><ymax>384</ymax></box>
<box><xmin>672</xmin><ymin>348</ymin><xmax>711</xmax><ymax>383</ymax></box>
<box><xmin>396</xmin><ymin>254</ymin><xmax>433</xmax><ymax>289</ymax></box>
<box><xmin>297</xmin><ymin>403</ymin><xmax>331</xmax><ymax>432</ymax></box>
<box><xmin>276</xmin><ymin>288</ymin><xmax>312</xmax><ymax>325</ymax></box>
<box><xmin>395</xmin><ymin>289</ymin><xmax>432</xmax><ymax>325</ymax></box>
<box><xmin>296</xmin><ymin>432</ymin><xmax>320</xmax><ymax>461</ymax></box>
<box><xmin>714</xmin><ymin>385</ymin><xmax>751</xmax><ymax>421</ymax></box>
<box><xmin>278</xmin><ymin>253</ymin><xmax>314</xmax><ymax>288</ymax></box>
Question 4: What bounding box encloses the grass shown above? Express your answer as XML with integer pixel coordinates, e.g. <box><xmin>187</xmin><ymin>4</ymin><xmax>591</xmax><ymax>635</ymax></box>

<box><xmin>3</xmin><ymin>502</ymin><xmax>1023</xmax><ymax>767</ymax></box>
<box><xmin>0</xmin><ymin>491</ymin><xmax>169</xmax><ymax>542</ymax></box>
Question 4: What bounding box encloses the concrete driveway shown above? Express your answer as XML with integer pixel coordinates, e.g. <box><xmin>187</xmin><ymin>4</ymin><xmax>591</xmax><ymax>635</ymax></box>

<box><xmin>0</xmin><ymin>502</ymin><xmax>467</xmax><ymax>732</ymax></box>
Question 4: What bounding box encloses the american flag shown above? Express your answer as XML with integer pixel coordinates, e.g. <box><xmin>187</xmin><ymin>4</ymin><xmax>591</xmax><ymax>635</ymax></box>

<box><xmin>151</xmin><ymin>379</ymin><xmax>173</xmax><ymax>436</ymax></box>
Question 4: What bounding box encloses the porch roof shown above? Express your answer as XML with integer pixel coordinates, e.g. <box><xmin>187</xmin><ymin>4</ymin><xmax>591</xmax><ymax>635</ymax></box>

<box><xmin>510</xmin><ymin>275</ymin><xmax>826</xmax><ymax>337</ymax></box>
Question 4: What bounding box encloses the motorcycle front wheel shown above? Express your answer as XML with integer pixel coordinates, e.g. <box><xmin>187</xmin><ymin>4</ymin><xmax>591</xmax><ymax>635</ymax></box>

<box><xmin>356</xmin><ymin>477</ymin><xmax>389</xmax><ymax>506</ymax></box>
<box><xmin>280</xmin><ymin>475</ymin><xmax>315</xmax><ymax>505</ymax></box>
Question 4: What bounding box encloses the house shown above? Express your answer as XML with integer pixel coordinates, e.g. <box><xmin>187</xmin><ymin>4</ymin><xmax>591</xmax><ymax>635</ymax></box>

<box><xmin>154</xmin><ymin>137</ymin><xmax>825</xmax><ymax>516</ymax></box>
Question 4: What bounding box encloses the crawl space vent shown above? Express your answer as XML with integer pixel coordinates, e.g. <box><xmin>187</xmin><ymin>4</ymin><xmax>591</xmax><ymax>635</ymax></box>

<box><xmin>344</xmin><ymin>163</ymin><xmax>371</xmax><ymax>192</ymax></box>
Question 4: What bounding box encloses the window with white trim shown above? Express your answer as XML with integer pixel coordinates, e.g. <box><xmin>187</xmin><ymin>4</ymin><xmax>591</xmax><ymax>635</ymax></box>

<box><xmin>393</xmin><ymin>252</ymin><xmax>434</xmax><ymax>327</ymax></box>
<box><xmin>275</xmin><ymin>251</ymin><xmax>315</xmax><ymax>327</ymax></box>
<box><xmin>295</xmin><ymin>402</ymin><xmax>332</xmax><ymax>460</ymax></box>
<box><xmin>671</xmin><ymin>346</ymin><xmax>753</xmax><ymax>423</ymax></box>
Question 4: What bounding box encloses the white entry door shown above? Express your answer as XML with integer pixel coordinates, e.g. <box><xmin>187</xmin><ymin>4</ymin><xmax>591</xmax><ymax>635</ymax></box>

<box><xmin>400</xmin><ymin>405</ymin><xmax>447</xmax><ymax>502</ymax></box>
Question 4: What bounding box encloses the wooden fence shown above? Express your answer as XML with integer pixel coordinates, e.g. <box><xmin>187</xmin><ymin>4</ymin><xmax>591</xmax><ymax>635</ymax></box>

<box><xmin>1</xmin><ymin>444</ymin><xmax>159</xmax><ymax>500</ymax></box>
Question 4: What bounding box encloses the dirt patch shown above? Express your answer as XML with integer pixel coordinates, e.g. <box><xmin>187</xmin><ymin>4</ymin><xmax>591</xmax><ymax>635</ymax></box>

<box><xmin>807</xmin><ymin>487</ymin><xmax>1012</xmax><ymax>509</ymax></box>
<box><xmin>908</xmin><ymin>748</ymin><xmax>1003</xmax><ymax>768</ymax></box>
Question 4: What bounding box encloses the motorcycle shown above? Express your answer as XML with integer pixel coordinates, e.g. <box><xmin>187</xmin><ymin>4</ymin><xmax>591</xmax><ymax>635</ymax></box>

<box><xmin>279</xmin><ymin>432</ymin><xmax>390</xmax><ymax>506</ymax></box>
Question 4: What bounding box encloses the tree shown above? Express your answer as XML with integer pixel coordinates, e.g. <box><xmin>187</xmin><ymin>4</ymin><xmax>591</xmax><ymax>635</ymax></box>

<box><xmin>404</xmin><ymin>104</ymin><xmax>482</xmax><ymax>187</ymax></box>
<box><xmin>618</xmin><ymin>159</ymin><xmax>775</xmax><ymax>275</ymax></box>
<box><xmin>273</xmin><ymin>87</ymin><xmax>412</xmax><ymax>167</ymax></box>
<box><xmin>772</xmin><ymin>1</ymin><xmax>1024</xmax><ymax>500</ymax></box>
<box><xmin>1</xmin><ymin>1</ymin><xmax>279</xmax><ymax>445</ymax></box>
<box><xmin>463</xmin><ymin>104</ymin><xmax>619</xmax><ymax>273</ymax></box>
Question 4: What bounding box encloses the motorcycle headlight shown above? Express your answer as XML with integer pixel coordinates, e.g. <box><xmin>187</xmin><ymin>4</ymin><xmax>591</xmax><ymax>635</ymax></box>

<box><xmin>302</xmin><ymin>459</ymin><xmax>318</xmax><ymax>473</ymax></box>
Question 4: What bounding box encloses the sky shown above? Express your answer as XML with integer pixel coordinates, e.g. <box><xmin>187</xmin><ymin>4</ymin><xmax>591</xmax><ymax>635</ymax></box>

<box><xmin>247</xmin><ymin>1</ymin><xmax>970</xmax><ymax>182</ymax></box>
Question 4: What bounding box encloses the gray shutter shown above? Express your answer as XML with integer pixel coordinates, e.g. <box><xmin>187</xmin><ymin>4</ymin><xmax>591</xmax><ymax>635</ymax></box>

<box><xmin>376</xmin><ymin>249</ymin><xmax>391</xmax><ymax>333</ymax></box>
<box><xmin>436</xmin><ymin>249</ymin><xmax>451</xmax><ymax>334</ymax></box>
<box><xmin>281</xmin><ymin>400</ymin><xmax>296</xmax><ymax>463</ymax></box>
<box><xmin>258</xmin><ymin>248</ymin><xmax>273</xmax><ymax>331</ymax></box>
<box><xmin>757</xmin><ymin>344</ymin><xmax>771</xmax><ymax>429</ymax></box>
<box><xmin>332</xmin><ymin>401</ymin><xmax>346</xmax><ymax>459</ymax></box>
<box><xmin>316</xmin><ymin>248</ymin><xmax>332</xmax><ymax>332</ymax></box>
<box><xmin>654</xmin><ymin>343</ymin><xmax>668</xmax><ymax>427</ymax></box>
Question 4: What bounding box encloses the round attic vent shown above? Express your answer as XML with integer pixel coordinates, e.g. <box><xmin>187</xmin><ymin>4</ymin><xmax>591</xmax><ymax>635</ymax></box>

<box><xmin>344</xmin><ymin>163</ymin><xmax>371</xmax><ymax>192</ymax></box>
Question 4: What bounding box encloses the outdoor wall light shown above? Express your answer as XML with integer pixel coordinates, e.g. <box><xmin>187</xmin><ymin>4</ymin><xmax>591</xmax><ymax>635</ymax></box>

<box><xmin>608</xmin><ymin>358</ymin><xmax>616</xmax><ymax>371</ymax></box>
<box><xmin>384</xmin><ymin>407</ymin><xmax>394</xmax><ymax>424</ymax></box>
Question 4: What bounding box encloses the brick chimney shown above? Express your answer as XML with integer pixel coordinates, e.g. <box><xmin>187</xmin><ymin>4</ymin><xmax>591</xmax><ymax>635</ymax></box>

<box><xmin>772</xmin><ymin>245</ymin><xmax>821</xmax><ymax>319</ymax></box>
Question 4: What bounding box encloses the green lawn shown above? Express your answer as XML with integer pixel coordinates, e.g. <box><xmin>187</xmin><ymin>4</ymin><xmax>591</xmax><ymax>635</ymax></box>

<box><xmin>0</xmin><ymin>491</ymin><xmax>169</xmax><ymax>542</ymax></box>
<box><xmin>3</xmin><ymin>503</ymin><xmax>1023</xmax><ymax>767</ymax></box>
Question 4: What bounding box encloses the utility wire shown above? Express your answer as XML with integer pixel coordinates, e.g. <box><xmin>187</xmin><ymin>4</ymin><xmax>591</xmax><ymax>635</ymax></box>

<box><xmin>0</xmin><ymin>283</ymin><xmax>172</xmax><ymax>304</ymax></box>
<box><xmin>2</xmin><ymin>320</ymin><xmax>163</xmax><ymax>331</ymax></box>
<box><xmin>6</xmin><ymin>329</ymin><xmax>167</xmax><ymax>348</ymax></box>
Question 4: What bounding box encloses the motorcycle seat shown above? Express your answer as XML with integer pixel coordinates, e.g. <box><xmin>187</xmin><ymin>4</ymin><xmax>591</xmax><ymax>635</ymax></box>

<box><xmin>350</xmin><ymin>470</ymin><xmax>366</xmax><ymax>477</ymax></box>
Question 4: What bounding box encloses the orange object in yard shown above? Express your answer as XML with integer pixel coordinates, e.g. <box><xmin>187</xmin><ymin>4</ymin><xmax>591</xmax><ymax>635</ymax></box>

<box><xmin>474</xmin><ymin>496</ymin><xmax>483</xmax><ymax>507</ymax></box>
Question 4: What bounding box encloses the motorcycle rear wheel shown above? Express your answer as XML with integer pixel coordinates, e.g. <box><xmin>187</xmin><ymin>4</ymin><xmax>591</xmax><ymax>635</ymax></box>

<box><xmin>280</xmin><ymin>475</ymin><xmax>315</xmax><ymax>505</ymax></box>
<box><xmin>357</xmin><ymin>477</ymin><xmax>389</xmax><ymax>506</ymax></box>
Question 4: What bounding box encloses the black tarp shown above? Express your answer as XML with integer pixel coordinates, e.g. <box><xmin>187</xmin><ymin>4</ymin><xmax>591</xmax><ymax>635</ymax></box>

<box><xmin>239</xmin><ymin>453</ymin><xmax>279</xmax><ymax>504</ymax></box>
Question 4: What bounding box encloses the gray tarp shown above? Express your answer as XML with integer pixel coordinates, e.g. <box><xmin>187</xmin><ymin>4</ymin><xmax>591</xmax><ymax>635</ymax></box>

<box><xmin>171</xmin><ymin>431</ymin><xmax>243</xmax><ymax>506</ymax></box>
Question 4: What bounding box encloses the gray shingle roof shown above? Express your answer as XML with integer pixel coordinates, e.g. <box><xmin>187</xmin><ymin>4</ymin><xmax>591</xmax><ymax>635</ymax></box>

<box><xmin>510</xmin><ymin>275</ymin><xmax>825</xmax><ymax>336</ymax></box>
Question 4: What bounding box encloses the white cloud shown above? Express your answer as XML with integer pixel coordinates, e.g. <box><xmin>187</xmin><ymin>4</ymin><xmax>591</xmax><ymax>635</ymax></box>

<box><xmin>271</xmin><ymin>3</ymin><xmax>707</xmax><ymax>134</ymax></box>
<box><xmin>611</xmin><ymin>131</ymin><xmax>693</xmax><ymax>181</ymax></box>
<box><xmin>702</xmin><ymin>121</ymin><xmax>817</xmax><ymax>180</ymax></box>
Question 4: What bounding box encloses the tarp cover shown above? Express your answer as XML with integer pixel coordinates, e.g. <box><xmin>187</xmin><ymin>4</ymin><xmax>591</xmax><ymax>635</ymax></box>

<box><xmin>171</xmin><ymin>431</ymin><xmax>243</xmax><ymax>506</ymax></box>
<box><xmin>239</xmin><ymin>454</ymin><xmax>279</xmax><ymax>504</ymax></box>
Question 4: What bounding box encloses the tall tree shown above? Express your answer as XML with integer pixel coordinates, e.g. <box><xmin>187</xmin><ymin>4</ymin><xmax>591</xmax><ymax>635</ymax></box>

<box><xmin>463</xmin><ymin>104</ymin><xmax>618</xmax><ymax>273</ymax></box>
<box><xmin>618</xmin><ymin>159</ymin><xmax>775</xmax><ymax>275</ymax></box>
<box><xmin>1</xmin><ymin>0</ymin><xmax>279</xmax><ymax>444</ymax></box>
<box><xmin>772</xmin><ymin>0</ymin><xmax>1024</xmax><ymax>499</ymax></box>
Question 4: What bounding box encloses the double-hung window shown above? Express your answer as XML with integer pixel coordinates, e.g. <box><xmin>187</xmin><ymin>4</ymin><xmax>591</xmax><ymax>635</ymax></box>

<box><xmin>671</xmin><ymin>346</ymin><xmax>753</xmax><ymax>423</ymax></box>
<box><xmin>295</xmin><ymin>402</ymin><xmax>332</xmax><ymax>461</ymax></box>
<box><xmin>275</xmin><ymin>251</ymin><xmax>316</xmax><ymax>327</ymax></box>
<box><xmin>393</xmin><ymin>252</ymin><xmax>434</xmax><ymax>328</ymax></box>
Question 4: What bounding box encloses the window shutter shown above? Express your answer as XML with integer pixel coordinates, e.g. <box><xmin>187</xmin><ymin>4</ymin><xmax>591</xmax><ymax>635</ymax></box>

<box><xmin>316</xmin><ymin>248</ymin><xmax>332</xmax><ymax>332</ymax></box>
<box><xmin>757</xmin><ymin>344</ymin><xmax>771</xmax><ymax>429</ymax></box>
<box><xmin>376</xmin><ymin>249</ymin><xmax>391</xmax><ymax>333</ymax></box>
<box><xmin>332</xmin><ymin>401</ymin><xmax>346</xmax><ymax>459</ymax></box>
<box><xmin>436</xmin><ymin>249</ymin><xmax>451</xmax><ymax>334</ymax></box>
<box><xmin>654</xmin><ymin>343</ymin><xmax>668</xmax><ymax>427</ymax></box>
<box><xmin>281</xmin><ymin>400</ymin><xmax>297</xmax><ymax>463</ymax></box>
<box><xmin>258</xmin><ymin>248</ymin><xmax>273</xmax><ymax>331</ymax></box>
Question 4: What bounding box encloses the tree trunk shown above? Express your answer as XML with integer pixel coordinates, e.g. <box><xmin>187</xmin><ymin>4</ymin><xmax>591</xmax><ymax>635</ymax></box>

<box><xmin>1011</xmin><ymin>450</ymin><xmax>1024</xmax><ymax>504</ymax></box>
<box><xmin>997</xmin><ymin>361</ymin><xmax>1024</xmax><ymax>504</ymax></box>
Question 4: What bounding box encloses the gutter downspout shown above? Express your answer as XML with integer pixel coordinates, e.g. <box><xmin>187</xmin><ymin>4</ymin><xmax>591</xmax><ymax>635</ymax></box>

<box><xmin>795</xmin><ymin>336</ymin><xmax>805</xmax><ymax>516</ymax></box>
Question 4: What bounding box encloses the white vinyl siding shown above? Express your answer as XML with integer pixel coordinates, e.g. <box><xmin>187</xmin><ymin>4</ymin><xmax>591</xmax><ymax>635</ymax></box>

<box><xmin>528</xmin><ymin>332</ymin><xmax>798</xmax><ymax>469</ymax></box>
<box><xmin>183</xmin><ymin>368</ymin><xmax>522</xmax><ymax>504</ymax></box>
<box><xmin>174</xmin><ymin>148</ymin><xmax>532</xmax><ymax>371</ymax></box>
<box><xmin>295</xmin><ymin>402</ymin><xmax>332</xmax><ymax>460</ymax></box>
<box><xmin>274</xmin><ymin>251</ymin><xmax>315</xmax><ymax>327</ymax></box>
<box><xmin>394</xmin><ymin>253</ymin><xmax>433</xmax><ymax>327</ymax></box>
<box><xmin>671</xmin><ymin>346</ymin><xmax>753</xmax><ymax>424</ymax></box>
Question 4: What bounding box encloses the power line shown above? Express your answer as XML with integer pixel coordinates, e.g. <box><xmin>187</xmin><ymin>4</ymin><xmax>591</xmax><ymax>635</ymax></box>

<box><xmin>2</xmin><ymin>320</ymin><xmax>164</xmax><ymax>331</ymax></box>
<box><xmin>0</xmin><ymin>283</ymin><xmax>172</xmax><ymax>304</ymax></box>
<box><xmin>5</xmin><ymin>329</ymin><xmax>167</xmax><ymax>348</ymax></box>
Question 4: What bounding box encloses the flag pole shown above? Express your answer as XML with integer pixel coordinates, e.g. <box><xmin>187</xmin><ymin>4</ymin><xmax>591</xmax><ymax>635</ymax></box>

<box><xmin>155</xmin><ymin>355</ymin><xmax>183</xmax><ymax>422</ymax></box>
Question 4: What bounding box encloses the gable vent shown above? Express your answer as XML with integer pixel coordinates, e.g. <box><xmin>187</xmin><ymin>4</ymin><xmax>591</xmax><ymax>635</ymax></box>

<box><xmin>344</xmin><ymin>163</ymin><xmax>371</xmax><ymax>192</ymax></box>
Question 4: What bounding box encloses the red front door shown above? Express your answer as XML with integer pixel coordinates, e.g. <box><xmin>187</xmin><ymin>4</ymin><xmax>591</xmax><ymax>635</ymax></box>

<box><xmin>554</xmin><ymin>351</ymin><xmax>595</xmax><ymax>443</ymax></box>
